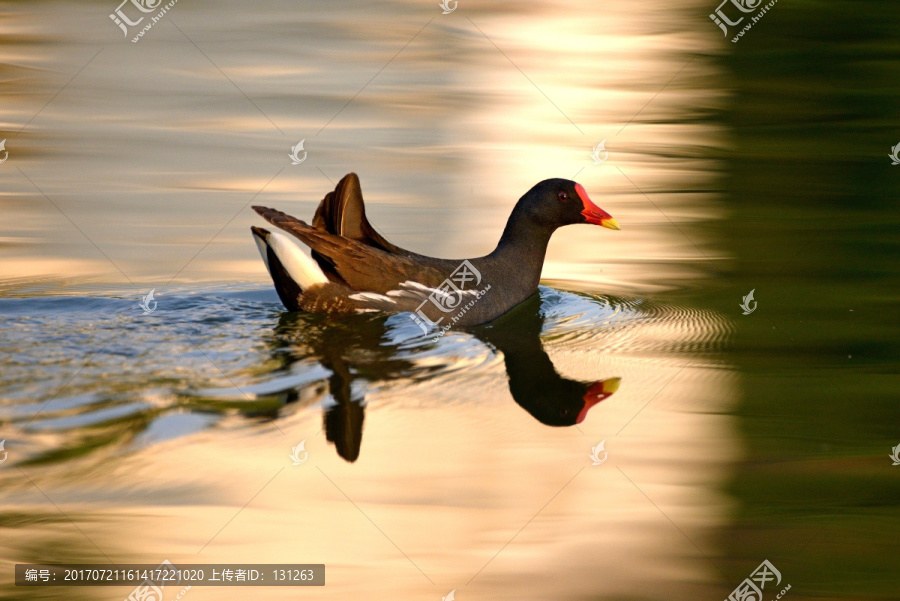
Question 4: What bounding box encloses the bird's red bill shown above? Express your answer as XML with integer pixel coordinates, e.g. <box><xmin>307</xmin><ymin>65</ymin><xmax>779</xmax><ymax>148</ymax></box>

<box><xmin>575</xmin><ymin>183</ymin><xmax>620</xmax><ymax>230</ymax></box>
<box><xmin>576</xmin><ymin>377</ymin><xmax>621</xmax><ymax>424</ymax></box>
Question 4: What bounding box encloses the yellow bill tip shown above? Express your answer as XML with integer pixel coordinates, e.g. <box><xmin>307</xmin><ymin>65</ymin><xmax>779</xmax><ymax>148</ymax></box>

<box><xmin>602</xmin><ymin>377</ymin><xmax>621</xmax><ymax>393</ymax></box>
<box><xmin>601</xmin><ymin>217</ymin><xmax>620</xmax><ymax>231</ymax></box>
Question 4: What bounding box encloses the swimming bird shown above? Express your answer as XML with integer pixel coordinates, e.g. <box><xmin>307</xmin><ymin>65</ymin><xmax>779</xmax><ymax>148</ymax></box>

<box><xmin>251</xmin><ymin>173</ymin><xmax>619</xmax><ymax>328</ymax></box>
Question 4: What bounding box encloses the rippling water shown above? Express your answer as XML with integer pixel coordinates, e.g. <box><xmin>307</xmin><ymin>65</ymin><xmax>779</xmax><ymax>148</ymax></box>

<box><xmin>0</xmin><ymin>0</ymin><xmax>738</xmax><ymax>599</ymax></box>
<box><xmin>1</xmin><ymin>286</ymin><xmax>730</xmax><ymax>454</ymax></box>
<box><xmin>1</xmin><ymin>284</ymin><xmax>734</xmax><ymax>600</ymax></box>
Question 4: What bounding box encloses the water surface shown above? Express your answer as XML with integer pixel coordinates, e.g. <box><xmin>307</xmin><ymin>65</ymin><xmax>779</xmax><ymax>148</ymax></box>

<box><xmin>1</xmin><ymin>1</ymin><xmax>746</xmax><ymax>600</ymax></box>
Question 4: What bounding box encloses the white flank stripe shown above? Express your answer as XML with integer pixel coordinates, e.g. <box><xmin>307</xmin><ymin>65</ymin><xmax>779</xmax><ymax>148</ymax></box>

<box><xmin>349</xmin><ymin>292</ymin><xmax>397</xmax><ymax>304</ymax></box>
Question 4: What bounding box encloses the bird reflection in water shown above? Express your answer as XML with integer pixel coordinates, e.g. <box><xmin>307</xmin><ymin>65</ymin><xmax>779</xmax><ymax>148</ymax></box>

<box><xmin>265</xmin><ymin>292</ymin><xmax>620</xmax><ymax>462</ymax></box>
<box><xmin>475</xmin><ymin>293</ymin><xmax>620</xmax><ymax>427</ymax></box>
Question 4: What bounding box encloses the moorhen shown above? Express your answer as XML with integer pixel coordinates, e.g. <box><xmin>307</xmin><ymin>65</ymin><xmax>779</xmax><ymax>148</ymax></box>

<box><xmin>251</xmin><ymin>173</ymin><xmax>618</xmax><ymax>329</ymax></box>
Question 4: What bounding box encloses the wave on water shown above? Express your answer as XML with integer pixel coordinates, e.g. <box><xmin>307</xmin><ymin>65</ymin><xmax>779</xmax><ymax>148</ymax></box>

<box><xmin>0</xmin><ymin>284</ymin><xmax>730</xmax><ymax>466</ymax></box>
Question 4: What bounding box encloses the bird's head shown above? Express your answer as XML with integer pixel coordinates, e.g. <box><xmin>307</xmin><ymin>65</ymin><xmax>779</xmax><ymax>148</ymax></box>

<box><xmin>519</xmin><ymin>178</ymin><xmax>619</xmax><ymax>231</ymax></box>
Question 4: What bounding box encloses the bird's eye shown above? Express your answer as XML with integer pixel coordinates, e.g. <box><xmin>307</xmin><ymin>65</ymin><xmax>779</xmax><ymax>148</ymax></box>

<box><xmin>558</xmin><ymin>191</ymin><xmax>569</xmax><ymax>202</ymax></box>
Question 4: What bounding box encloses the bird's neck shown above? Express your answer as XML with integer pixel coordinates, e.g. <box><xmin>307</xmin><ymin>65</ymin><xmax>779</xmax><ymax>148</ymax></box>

<box><xmin>487</xmin><ymin>205</ymin><xmax>555</xmax><ymax>290</ymax></box>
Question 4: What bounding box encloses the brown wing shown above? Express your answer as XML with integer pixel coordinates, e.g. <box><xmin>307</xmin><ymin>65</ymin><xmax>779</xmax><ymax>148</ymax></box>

<box><xmin>311</xmin><ymin>172</ymin><xmax>417</xmax><ymax>257</ymax></box>
<box><xmin>252</xmin><ymin>205</ymin><xmax>454</xmax><ymax>294</ymax></box>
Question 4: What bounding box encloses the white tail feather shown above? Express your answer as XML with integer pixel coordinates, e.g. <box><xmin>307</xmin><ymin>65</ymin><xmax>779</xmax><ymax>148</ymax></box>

<box><xmin>259</xmin><ymin>231</ymin><xmax>329</xmax><ymax>290</ymax></box>
<box><xmin>252</xmin><ymin>234</ymin><xmax>271</xmax><ymax>272</ymax></box>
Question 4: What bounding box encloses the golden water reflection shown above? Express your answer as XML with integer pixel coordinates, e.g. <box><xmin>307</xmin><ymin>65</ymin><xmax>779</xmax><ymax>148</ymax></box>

<box><xmin>0</xmin><ymin>1</ymin><xmax>731</xmax><ymax>599</ymax></box>
<box><xmin>1</xmin><ymin>0</ymin><xmax>722</xmax><ymax>294</ymax></box>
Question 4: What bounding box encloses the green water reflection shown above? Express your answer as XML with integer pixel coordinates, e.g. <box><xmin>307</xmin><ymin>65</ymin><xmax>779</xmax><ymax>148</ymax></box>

<box><xmin>709</xmin><ymin>0</ymin><xmax>900</xmax><ymax>597</ymax></box>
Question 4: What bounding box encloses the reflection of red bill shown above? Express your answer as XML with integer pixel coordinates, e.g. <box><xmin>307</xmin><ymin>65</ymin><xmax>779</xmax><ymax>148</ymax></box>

<box><xmin>577</xmin><ymin>377</ymin><xmax>621</xmax><ymax>424</ymax></box>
